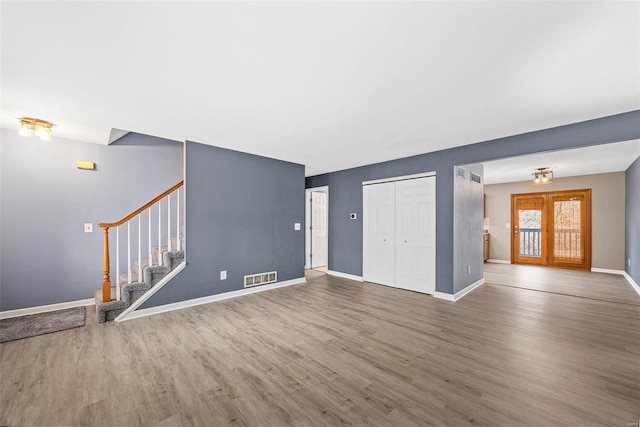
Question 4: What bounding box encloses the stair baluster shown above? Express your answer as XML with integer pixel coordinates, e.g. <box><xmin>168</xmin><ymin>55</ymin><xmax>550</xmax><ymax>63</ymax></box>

<box><xmin>116</xmin><ymin>226</ymin><xmax>120</xmax><ymax>300</ymax></box>
<box><xmin>168</xmin><ymin>193</ymin><xmax>172</xmax><ymax>251</ymax></box>
<box><xmin>158</xmin><ymin>200</ymin><xmax>162</xmax><ymax>266</ymax></box>
<box><xmin>176</xmin><ymin>188</ymin><xmax>181</xmax><ymax>251</ymax></box>
<box><xmin>148</xmin><ymin>208</ymin><xmax>152</xmax><ymax>266</ymax></box>
<box><xmin>138</xmin><ymin>214</ymin><xmax>142</xmax><ymax>283</ymax></box>
<box><xmin>127</xmin><ymin>222</ymin><xmax>131</xmax><ymax>286</ymax></box>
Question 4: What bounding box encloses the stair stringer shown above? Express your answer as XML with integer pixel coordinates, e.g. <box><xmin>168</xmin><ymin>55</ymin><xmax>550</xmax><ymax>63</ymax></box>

<box><xmin>114</xmin><ymin>261</ymin><xmax>186</xmax><ymax>322</ymax></box>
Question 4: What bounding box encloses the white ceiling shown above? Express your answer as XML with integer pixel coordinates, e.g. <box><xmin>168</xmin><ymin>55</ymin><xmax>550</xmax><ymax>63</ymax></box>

<box><xmin>1</xmin><ymin>2</ymin><xmax>638</xmax><ymax>177</ymax></box>
<box><xmin>482</xmin><ymin>139</ymin><xmax>640</xmax><ymax>185</ymax></box>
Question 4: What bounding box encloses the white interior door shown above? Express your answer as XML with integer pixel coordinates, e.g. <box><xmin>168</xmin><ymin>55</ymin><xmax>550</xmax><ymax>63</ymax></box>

<box><xmin>311</xmin><ymin>191</ymin><xmax>328</xmax><ymax>268</ymax></box>
<box><xmin>395</xmin><ymin>177</ymin><xmax>436</xmax><ymax>294</ymax></box>
<box><xmin>363</xmin><ymin>182</ymin><xmax>396</xmax><ymax>287</ymax></box>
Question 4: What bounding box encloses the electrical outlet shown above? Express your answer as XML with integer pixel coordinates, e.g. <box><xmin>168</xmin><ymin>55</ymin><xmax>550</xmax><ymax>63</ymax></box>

<box><xmin>84</xmin><ymin>223</ymin><xmax>93</xmax><ymax>233</ymax></box>
<box><xmin>220</xmin><ymin>270</ymin><xmax>227</xmax><ymax>280</ymax></box>
<box><xmin>294</xmin><ymin>223</ymin><xmax>301</xmax><ymax>231</ymax></box>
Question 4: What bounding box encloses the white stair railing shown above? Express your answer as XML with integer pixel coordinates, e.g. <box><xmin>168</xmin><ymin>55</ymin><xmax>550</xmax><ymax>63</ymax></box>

<box><xmin>98</xmin><ymin>181</ymin><xmax>184</xmax><ymax>303</ymax></box>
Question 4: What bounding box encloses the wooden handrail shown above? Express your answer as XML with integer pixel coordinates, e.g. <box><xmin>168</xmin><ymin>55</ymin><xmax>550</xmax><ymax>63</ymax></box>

<box><xmin>98</xmin><ymin>180</ymin><xmax>183</xmax><ymax>228</ymax></box>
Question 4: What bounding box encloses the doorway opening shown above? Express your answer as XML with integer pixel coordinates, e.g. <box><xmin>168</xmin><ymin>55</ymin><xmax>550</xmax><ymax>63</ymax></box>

<box><xmin>511</xmin><ymin>189</ymin><xmax>591</xmax><ymax>270</ymax></box>
<box><xmin>305</xmin><ymin>186</ymin><xmax>328</xmax><ymax>272</ymax></box>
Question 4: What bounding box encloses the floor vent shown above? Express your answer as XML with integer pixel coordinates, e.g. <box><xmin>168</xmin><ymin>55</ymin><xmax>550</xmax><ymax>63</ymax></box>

<box><xmin>244</xmin><ymin>271</ymin><xmax>277</xmax><ymax>288</ymax></box>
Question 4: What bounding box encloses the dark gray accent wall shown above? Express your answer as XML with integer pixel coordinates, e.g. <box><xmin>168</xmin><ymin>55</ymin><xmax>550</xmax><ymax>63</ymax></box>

<box><xmin>453</xmin><ymin>163</ymin><xmax>484</xmax><ymax>293</ymax></box>
<box><xmin>306</xmin><ymin>110</ymin><xmax>640</xmax><ymax>295</ymax></box>
<box><xmin>0</xmin><ymin>129</ymin><xmax>183</xmax><ymax>311</ymax></box>
<box><xmin>140</xmin><ymin>141</ymin><xmax>305</xmax><ymax>308</ymax></box>
<box><xmin>626</xmin><ymin>155</ymin><xmax>640</xmax><ymax>285</ymax></box>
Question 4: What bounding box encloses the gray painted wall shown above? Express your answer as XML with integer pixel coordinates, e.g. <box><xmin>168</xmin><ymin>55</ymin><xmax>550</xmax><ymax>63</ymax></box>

<box><xmin>305</xmin><ymin>110</ymin><xmax>640</xmax><ymax>295</ymax></box>
<box><xmin>453</xmin><ymin>163</ymin><xmax>484</xmax><ymax>293</ymax></box>
<box><xmin>484</xmin><ymin>172</ymin><xmax>626</xmax><ymax>269</ymax></box>
<box><xmin>0</xmin><ymin>129</ymin><xmax>183</xmax><ymax>311</ymax></box>
<box><xmin>626</xmin><ymin>156</ymin><xmax>640</xmax><ymax>284</ymax></box>
<box><xmin>140</xmin><ymin>141</ymin><xmax>305</xmax><ymax>308</ymax></box>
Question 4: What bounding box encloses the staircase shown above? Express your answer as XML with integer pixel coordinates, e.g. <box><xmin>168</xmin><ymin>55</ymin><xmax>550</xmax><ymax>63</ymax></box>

<box><xmin>94</xmin><ymin>181</ymin><xmax>185</xmax><ymax>323</ymax></box>
<box><xmin>95</xmin><ymin>248</ymin><xmax>184</xmax><ymax>322</ymax></box>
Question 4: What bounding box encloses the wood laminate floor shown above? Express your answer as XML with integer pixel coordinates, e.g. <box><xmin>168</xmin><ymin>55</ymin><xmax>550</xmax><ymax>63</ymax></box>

<box><xmin>484</xmin><ymin>263</ymin><xmax>640</xmax><ymax>306</ymax></box>
<box><xmin>1</xmin><ymin>267</ymin><xmax>639</xmax><ymax>426</ymax></box>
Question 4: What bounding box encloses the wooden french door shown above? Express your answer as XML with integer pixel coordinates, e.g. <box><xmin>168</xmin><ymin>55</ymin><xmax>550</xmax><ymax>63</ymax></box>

<box><xmin>511</xmin><ymin>189</ymin><xmax>591</xmax><ymax>270</ymax></box>
<box><xmin>511</xmin><ymin>193</ymin><xmax>547</xmax><ymax>266</ymax></box>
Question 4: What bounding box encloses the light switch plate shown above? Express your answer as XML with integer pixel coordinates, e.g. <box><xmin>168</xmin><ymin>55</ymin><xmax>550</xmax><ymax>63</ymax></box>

<box><xmin>84</xmin><ymin>223</ymin><xmax>93</xmax><ymax>233</ymax></box>
<box><xmin>506</xmin><ymin>222</ymin><xmax>510</xmax><ymax>228</ymax></box>
<box><xmin>220</xmin><ymin>270</ymin><xmax>227</xmax><ymax>280</ymax></box>
<box><xmin>294</xmin><ymin>223</ymin><xmax>301</xmax><ymax>230</ymax></box>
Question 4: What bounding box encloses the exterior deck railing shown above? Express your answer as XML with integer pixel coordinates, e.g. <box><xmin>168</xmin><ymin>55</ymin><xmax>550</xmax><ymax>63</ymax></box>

<box><xmin>519</xmin><ymin>228</ymin><xmax>541</xmax><ymax>257</ymax></box>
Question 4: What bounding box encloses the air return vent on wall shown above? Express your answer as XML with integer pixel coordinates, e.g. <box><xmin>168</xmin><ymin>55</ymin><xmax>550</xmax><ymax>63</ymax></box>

<box><xmin>244</xmin><ymin>271</ymin><xmax>277</xmax><ymax>288</ymax></box>
<box><xmin>456</xmin><ymin>166</ymin><xmax>466</xmax><ymax>180</ymax></box>
<box><xmin>470</xmin><ymin>172</ymin><xmax>482</xmax><ymax>184</ymax></box>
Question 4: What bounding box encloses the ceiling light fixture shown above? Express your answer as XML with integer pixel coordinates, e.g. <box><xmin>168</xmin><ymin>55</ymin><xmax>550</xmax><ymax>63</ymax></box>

<box><xmin>532</xmin><ymin>167</ymin><xmax>553</xmax><ymax>184</ymax></box>
<box><xmin>18</xmin><ymin>117</ymin><xmax>54</xmax><ymax>141</ymax></box>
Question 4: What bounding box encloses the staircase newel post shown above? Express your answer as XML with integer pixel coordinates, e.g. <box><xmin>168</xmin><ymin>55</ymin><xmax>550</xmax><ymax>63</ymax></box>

<box><xmin>102</xmin><ymin>226</ymin><xmax>111</xmax><ymax>302</ymax></box>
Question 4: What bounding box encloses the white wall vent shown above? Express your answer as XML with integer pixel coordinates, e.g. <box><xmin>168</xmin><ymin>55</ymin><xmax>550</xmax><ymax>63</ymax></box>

<box><xmin>456</xmin><ymin>166</ymin><xmax>466</xmax><ymax>180</ymax></box>
<box><xmin>244</xmin><ymin>271</ymin><xmax>277</xmax><ymax>288</ymax></box>
<box><xmin>470</xmin><ymin>172</ymin><xmax>482</xmax><ymax>184</ymax></box>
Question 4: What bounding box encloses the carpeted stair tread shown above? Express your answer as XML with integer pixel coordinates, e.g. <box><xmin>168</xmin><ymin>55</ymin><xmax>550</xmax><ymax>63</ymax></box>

<box><xmin>94</xmin><ymin>250</ymin><xmax>184</xmax><ymax>323</ymax></box>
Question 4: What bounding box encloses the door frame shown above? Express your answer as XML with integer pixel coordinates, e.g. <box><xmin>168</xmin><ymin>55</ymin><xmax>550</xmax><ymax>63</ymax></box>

<box><xmin>511</xmin><ymin>188</ymin><xmax>592</xmax><ymax>270</ymax></box>
<box><xmin>305</xmin><ymin>186</ymin><xmax>329</xmax><ymax>269</ymax></box>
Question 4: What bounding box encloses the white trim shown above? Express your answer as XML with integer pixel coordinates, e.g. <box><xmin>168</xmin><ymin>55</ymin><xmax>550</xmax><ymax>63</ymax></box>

<box><xmin>182</xmin><ymin>140</ymin><xmax>187</xmax><ymax>258</ymax></box>
<box><xmin>306</xmin><ymin>185</ymin><xmax>329</xmax><ymax>192</ymax></box>
<box><xmin>305</xmin><ymin>186</ymin><xmax>329</xmax><ymax>269</ymax></box>
<box><xmin>432</xmin><ymin>292</ymin><xmax>456</xmax><ymax>302</ymax></box>
<box><xmin>433</xmin><ymin>278</ymin><xmax>485</xmax><ymax>302</ymax></box>
<box><xmin>115</xmin><ymin>262</ymin><xmax>187</xmax><ymax>321</ymax></box>
<box><xmin>486</xmin><ymin>259</ymin><xmax>511</xmax><ymax>264</ymax></box>
<box><xmin>591</xmin><ymin>268</ymin><xmax>625</xmax><ymax>275</ymax></box>
<box><xmin>0</xmin><ymin>298</ymin><xmax>94</xmax><ymax>320</ymax></box>
<box><xmin>118</xmin><ymin>277</ymin><xmax>306</xmax><ymax>322</ymax></box>
<box><xmin>327</xmin><ymin>270</ymin><xmax>364</xmax><ymax>282</ymax></box>
<box><xmin>362</xmin><ymin>171</ymin><xmax>436</xmax><ymax>186</ymax></box>
<box><xmin>623</xmin><ymin>271</ymin><xmax>640</xmax><ymax>296</ymax></box>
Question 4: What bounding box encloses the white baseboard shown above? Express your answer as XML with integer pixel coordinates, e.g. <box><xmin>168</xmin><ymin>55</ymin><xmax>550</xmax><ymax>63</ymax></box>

<box><xmin>486</xmin><ymin>259</ymin><xmax>510</xmax><ymax>264</ymax></box>
<box><xmin>591</xmin><ymin>268</ymin><xmax>625</xmax><ymax>275</ymax></box>
<box><xmin>0</xmin><ymin>298</ymin><xmax>95</xmax><ymax>320</ymax></box>
<box><xmin>623</xmin><ymin>271</ymin><xmax>640</xmax><ymax>296</ymax></box>
<box><xmin>118</xmin><ymin>277</ymin><xmax>307</xmax><ymax>322</ymax></box>
<box><xmin>432</xmin><ymin>292</ymin><xmax>456</xmax><ymax>302</ymax></box>
<box><xmin>433</xmin><ymin>278</ymin><xmax>485</xmax><ymax>302</ymax></box>
<box><xmin>327</xmin><ymin>270</ymin><xmax>363</xmax><ymax>282</ymax></box>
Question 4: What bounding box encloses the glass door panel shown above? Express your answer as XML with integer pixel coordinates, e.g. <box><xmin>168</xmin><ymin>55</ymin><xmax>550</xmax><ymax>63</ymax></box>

<box><xmin>511</xmin><ymin>194</ymin><xmax>546</xmax><ymax>265</ymax></box>
<box><xmin>518</xmin><ymin>209</ymin><xmax>542</xmax><ymax>258</ymax></box>
<box><xmin>548</xmin><ymin>191</ymin><xmax>590</xmax><ymax>269</ymax></box>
